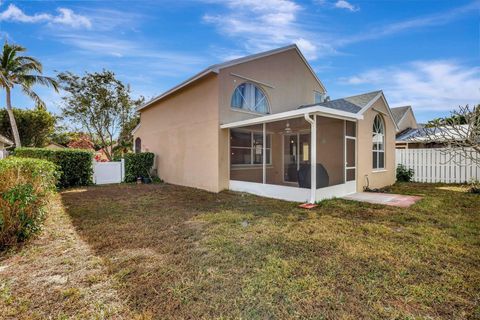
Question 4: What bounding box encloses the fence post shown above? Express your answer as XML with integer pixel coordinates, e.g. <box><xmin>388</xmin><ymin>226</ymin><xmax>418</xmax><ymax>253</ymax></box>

<box><xmin>121</xmin><ymin>158</ymin><xmax>125</xmax><ymax>182</ymax></box>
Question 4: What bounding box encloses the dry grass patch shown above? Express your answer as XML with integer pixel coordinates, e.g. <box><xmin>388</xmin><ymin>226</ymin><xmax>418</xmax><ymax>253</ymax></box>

<box><xmin>1</xmin><ymin>182</ymin><xmax>479</xmax><ymax>319</ymax></box>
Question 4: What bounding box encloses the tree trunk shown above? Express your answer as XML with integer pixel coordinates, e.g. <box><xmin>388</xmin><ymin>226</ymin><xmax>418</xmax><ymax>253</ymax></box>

<box><xmin>5</xmin><ymin>87</ymin><xmax>21</xmax><ymax>147</ymax></box>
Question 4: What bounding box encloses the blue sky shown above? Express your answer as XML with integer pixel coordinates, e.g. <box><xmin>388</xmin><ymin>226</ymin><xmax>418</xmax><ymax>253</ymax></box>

<box><xmin>0</xmin><ymin>0</ymin><xmax>479</xmax><ymax>123</ymax></box>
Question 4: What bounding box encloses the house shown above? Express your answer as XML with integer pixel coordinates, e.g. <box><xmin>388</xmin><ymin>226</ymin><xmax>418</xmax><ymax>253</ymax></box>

<box><xmin>133</xmin><ymin>45</ymin><xmax>398</xmax><ymax>203</ymax></box>
<box><xmin>0</xmin><ymin>134</ymin><xmax>13</xmax><ymax>159</ymax></box>
<box><xmin>45</xmin><ymin>142</ymin><xmax>66</xmax><ymax>149</ymax></box>
<box><xmin>392</xmin><ymin>106</ymin><xmax>418</xmax><ymax>133</ymax></box>
<box><xmin>392</xmin><ymin>105</ymin><xmax>466</xmax><ymax>149</ymax></box>
<box><xmin>392</xmin><ymin>105</ymin><xmax>428</xmax><ymax>149</ymax></box>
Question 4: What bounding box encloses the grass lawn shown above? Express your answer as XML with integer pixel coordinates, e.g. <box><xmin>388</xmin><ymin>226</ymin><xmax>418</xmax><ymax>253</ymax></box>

<box><xmin>1</xmin><ymin>183</ymin><xmax>479</xmax><ymax>319</ymax></box>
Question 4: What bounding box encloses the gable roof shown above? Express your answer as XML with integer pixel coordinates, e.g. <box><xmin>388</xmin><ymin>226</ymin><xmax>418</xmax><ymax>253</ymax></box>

<box><xmin>391</xmin><ymin>106</ymin><xmax>410</xmax><ymax>124</ymax></box>
<box><xmin>137</xmin><ymin>44</ymin><xmax>326</xmax><ymax>111</ymax></box>
<box><xmin>0</xmin><ymin>133</ymin><xmax>13</xmax><ymax>146</ymax></box>
<box><xmin>299</xmin><ymin>90</ymin><xmax>399</xmax><ymax>131</ymax></box>
<box><xmin>396</xmin><ymin>124</ymin><xmax>472</xmax><ymax>143</ymax></box>
<box><xmin>299</xmin><ymin>91</ymin><xmax>382</xmax><ymax>113</ymax></box>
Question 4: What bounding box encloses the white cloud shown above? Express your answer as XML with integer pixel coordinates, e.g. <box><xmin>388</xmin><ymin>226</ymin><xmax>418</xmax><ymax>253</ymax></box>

<box><xmin>202</xmin><ymin>0</ymin><xmax>333</xmax><ymax>60</ymax></box>
<box><xmin>51</xmin><ymin>8</ymin><xmax>91</xmax><ymax>29</ymax></box>
<box><xmin>339</xmin><ymin>60</ymin><xmax>480</xmax><ymax>111</ymax></box>
<box><xmin>56</xmin><ymin>34</ymin><xmax>207</xmax><ymax>76</ymax></box>
<box><xmin>0</xmin><ymin>4</ymin><xmax>91</xmax><ymax>28</ymax></box>
<box><xmin>334</xmin><ymin>0</ymin><xmax>359</xmax><ymax>12</ymax></box>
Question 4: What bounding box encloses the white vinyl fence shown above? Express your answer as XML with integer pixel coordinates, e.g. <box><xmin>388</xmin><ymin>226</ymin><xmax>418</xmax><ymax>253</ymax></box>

<box><xmin>93</xmin><ymin>159</ymin><xmax>125</xmax><ymax>184</ymax></box>
<box><xmin>396</xmin><ymin>148</ymin><xmax>480</xmax><ymax>183</ymax></box>
<box><xmin>0</xmin><ymin>150</ymin><xmax>8</xmax><ymax>159</ymax></box>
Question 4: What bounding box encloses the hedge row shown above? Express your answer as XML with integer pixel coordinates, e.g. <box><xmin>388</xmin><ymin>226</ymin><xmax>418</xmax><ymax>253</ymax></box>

<box><xmin>124</xmin><ymin>152</ymin><xmax>155</xmax><ymax>182</ymax></box>
<box><xmin>0</xmin><ymin>157</ymin><xmax>58</xmax><ymax>248</ymax></box>
<box><xmin>15</xmin><ymin>147</ymin><xmax>93</xmax><ymax>188</ymax></box>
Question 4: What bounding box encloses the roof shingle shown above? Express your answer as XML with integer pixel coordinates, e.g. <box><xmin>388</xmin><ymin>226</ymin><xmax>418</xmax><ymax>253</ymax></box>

<box><xmin>299</xmin><ymin>90</ymin><xmax>382</xmax><ymax>114</ymax></box>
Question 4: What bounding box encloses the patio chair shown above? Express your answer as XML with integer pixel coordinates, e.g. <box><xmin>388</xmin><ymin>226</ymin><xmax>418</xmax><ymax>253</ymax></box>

<box><xmin>297</xmin><ymin>163</ymin><xmax>329</xmax><ymax>189</ymax></box>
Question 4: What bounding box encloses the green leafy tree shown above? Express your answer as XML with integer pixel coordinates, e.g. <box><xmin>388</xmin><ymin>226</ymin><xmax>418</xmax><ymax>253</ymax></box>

<box><xmin>116</xmin><ymin>114</ymin><xmax>140</xmax><ymax>151</ymax></box>
<box><xmin>0</xmin><ymin>42</ymin><xmax>58</xmax><ymax>147</ymax></box>
<box><xmin>58</xmin><ymin>70</ymin><xmax>143</xmax><ymax>160</ymax></box>
<box><xmin>0</xmin><ymin>107</ymin><xmax>56</xmax><ymax>147</ymax></box>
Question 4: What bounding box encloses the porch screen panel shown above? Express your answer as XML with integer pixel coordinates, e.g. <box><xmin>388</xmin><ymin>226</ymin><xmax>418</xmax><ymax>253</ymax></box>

<box><xmin>316</xmin><ymin>116</ymin><xmax>345</xmax><ymax>188</ymax></box>
<box><xmin>345</xmin><ymin>120</ymin><xmax>356</xmax><ymax>182</ymax></box>
<box><xmin>265</xmin><ymin>117</ymin><xmax>311</xmax><ymax>187</ymax></box>
<box><xmin>230</xmin><ymin>124</ymin><xmax>266</xmax><ymax>183</ymax></box>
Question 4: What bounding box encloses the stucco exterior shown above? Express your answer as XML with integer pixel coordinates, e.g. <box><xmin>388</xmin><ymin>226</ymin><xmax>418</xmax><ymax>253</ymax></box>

<box><xmin>134</xmin><ymin>74</ymin><xmax>221</xmax><ymax>192</ymax></box>
<box><xmin>356</xmin><ymin>97</ymin><xmax>397</xmax><ymax>190</ymax></box>
<box><xmin>217</xmin><ymin>48</ymin><xmax>326</xmax><ymax>189</ymax></box>
<box><xmin>135</xmin><ymin>45</ymin><xmax>397</xmax><ymax>197</ymax></box>
<box><xmin>397</xmin><ymin>108</ymin><xmax>418</xmax><ymax>132</ymax></box>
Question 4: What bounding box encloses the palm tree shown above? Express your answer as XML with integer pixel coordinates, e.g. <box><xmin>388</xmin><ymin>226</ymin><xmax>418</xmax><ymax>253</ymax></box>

<box><xmin>0</xmin><ymin>42</ymin><xmax>58</xmax><ymax>147</ymax></box>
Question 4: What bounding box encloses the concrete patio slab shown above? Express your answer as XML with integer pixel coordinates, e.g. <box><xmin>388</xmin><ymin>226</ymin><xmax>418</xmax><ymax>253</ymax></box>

<box><xmin>342</xmin><ymin>192</ymin><xmax>422</xmax><ymax>208</ymax></box>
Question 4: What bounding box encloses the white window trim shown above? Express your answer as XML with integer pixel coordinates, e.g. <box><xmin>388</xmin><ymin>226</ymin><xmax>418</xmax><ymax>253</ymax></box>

<box><xmin>231</xmin><ymin>129</ymin><xmax>272</xmax><ymax>167</ymax></box>
<box><xmin>231</xmin><ymin>82</ymin><xmax>270</xmax><ymax>114</ymax></box>
<box><xmin>372</xmin><ymin>114</ymin><xmax>386</xmax><ymax>170</ymax></box>
<box><xmin>313</xmin><ymin>90</ymin><xmax>324</xmax><ymax>104</ymax></box>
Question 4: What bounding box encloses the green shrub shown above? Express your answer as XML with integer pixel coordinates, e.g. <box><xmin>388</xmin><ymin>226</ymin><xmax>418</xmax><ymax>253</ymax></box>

<box><xmin>396</xmin><ymin>164</ymin><xmax>414</xmax><ymax>182</ymax></box>
<box><xmin>0</xmin><ymin>157</ymin><xmax>58</xmax><ymax>248</ymax></box>
<box><xmin>124</xmin><ymin>152</ymin><xmax>155</xmax><ymax>183</ymax></box>
<box><xmin>14</xmin><ymin>147</ymin><xmax>93</xmax><ymax>188</ymax></box>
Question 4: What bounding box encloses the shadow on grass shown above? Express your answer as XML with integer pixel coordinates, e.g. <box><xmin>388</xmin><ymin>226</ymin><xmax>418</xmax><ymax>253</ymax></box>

<box><xmin>59</xmin><ymin>182</ymin><xmax>480</xmax><ymax>319</ymax></box>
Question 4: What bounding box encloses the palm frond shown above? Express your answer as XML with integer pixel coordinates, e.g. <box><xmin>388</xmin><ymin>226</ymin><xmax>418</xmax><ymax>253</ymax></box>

<box><xmin>17</xmin><ymin>74</ymin><xmax>59</xmax><ymax>92</ymax></box>
<box><xmin>21</xmin><ymin>83</ymin><xmax>46</xmax><ymax>108</ymax></box>
<box><xmin>12</xmin><ymin>61</ymin><xmax>42</xmax><ymax>74</ymax></box>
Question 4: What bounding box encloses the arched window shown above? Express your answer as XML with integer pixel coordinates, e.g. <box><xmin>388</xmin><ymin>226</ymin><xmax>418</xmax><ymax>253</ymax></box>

<box><xmin>372</xmin><ymin>114</ymin><xmax>385</xmax><ymax>169</ymax></box>
<box><xmin>135</xmin><ymin>137</ymin><xmax>141</xmax><ymax>153</ymax></box>
<box><xmin>231</xmin><ymin>83</ymin><xmax>269</xmax><ymax>114</ymax></box>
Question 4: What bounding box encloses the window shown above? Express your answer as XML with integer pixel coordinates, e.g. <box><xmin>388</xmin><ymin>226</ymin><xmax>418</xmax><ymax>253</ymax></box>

<box><xmin>231</xmin><ymin>83</ymin><xmax>269</xmax><ymax>114</ymax></box>
<box><xmin>230</xmin><ymin>129</ymin><xmax>271</xmax><ymax>165</ymax></box>
<box><xmin>135</xmin><ymin>137</ymin><xmax>141</xmax><ymax>153</ymax></box>
<box><xmin>372</xmin><ymin>114</ymin><xmax>385</xmax><ymax>169</ymax></box>
<box><xmin>314</xmin><ymin>91</ymin><xmax>324</xmax><ymax>104</ymax></box>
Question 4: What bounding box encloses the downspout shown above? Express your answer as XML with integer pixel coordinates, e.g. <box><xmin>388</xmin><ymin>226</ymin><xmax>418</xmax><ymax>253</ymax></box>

<box><xmin>304</xmin><ymin>113</ymin><xmax>317</xmax><ymax>204</ymax></box>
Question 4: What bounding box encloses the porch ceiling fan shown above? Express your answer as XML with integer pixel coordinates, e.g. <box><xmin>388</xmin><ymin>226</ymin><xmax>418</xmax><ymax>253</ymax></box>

<box><xmin>283</xmin><ymin>121</ymin><xmax>292</xmax><ymax>134</ymax></box>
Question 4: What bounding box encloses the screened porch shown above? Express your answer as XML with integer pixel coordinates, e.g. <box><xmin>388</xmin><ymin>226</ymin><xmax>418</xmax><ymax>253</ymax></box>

<box><xmin>221</xmin><ymin>107</ymin><xmax>362</xmax><ymax>203</ymax></box>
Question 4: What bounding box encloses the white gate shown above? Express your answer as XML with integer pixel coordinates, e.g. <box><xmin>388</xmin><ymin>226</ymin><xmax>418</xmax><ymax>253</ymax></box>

<box><xmin>93</xmin><ymin>159</ymin><xmax>125</xmax><ymax>184</ymax></box>
<box><xmin>396</xmin><ymin>148</ymin><xmax>480</xmax><ymax>183</ymax></box>
<box><xmin>0</xmin><ymin>150</ymin><xmax>8</xmax><ymax>159</ymax></box>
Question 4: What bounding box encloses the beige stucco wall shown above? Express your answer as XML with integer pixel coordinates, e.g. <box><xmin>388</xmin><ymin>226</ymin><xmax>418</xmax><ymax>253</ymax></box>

<box><xmin>218</xmin><ymin>49</ymin><xmax>325</xmax><ymax>124</ymax></box>
<box><xmin>356</xmin><ymin>98</ymin><xmax>397</xmax><ymax>190</ymax></box>
<box><xmin>134</xmin><ymin>74</ymin><xmax>221</xmax><ymax>192</ymax></box>
<box><xmin>218</xmin><ymin>49</ymin><xmax>326</xmax><ymax>189</ymax></box>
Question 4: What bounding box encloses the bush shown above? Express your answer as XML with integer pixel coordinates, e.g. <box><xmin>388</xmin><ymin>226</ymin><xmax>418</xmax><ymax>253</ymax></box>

<box><xmin>468</xmin><ymin>179</ymin><xmax>480</xmax><ymax>194</ymax></box>
<box><xmin>0</xmin><ymin>157</ymin><xmax>58</xmax><ymax>248</ymax></box>
<box><xmin>14</xmin><ymin>147</ymin><xmax>93</xmax><ymax>188</ymax></box>
<box><xmin>396</xmin><ymin>164</ymin><xmax>414</xmax><ymax>182</ymax></box>
<box><xmin>124</xmin><ymin>152</ymin><xmax>155</xmax><ymax>183</ymax></box>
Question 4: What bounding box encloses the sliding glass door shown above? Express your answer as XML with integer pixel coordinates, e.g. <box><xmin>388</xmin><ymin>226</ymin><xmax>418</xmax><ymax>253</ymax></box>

<box><xmin>283</xmin><ymin>133</ymin><xmax>310</xmax><ymax>183</ymax></box>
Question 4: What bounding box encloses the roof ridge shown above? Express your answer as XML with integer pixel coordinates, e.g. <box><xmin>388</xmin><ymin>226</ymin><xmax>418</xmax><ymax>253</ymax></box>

<box><xmin>339</xmin><ymin>90</ymin><xmax>382</xmax><ymax>100</ymax></box>
<box><xmin>138</xmin><ymin>44</ymin><xmax>313</xmax><ymax>111</ymax></box>
<box><xmin>211</xmin><ymin>44</ymin><xmax>298</xmax><ymax>70</ymax></box>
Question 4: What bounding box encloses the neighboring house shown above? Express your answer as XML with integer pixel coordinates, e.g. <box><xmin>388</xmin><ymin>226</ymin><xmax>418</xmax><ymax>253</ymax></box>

<box><xmin>392</xmin><ymin>105</ymin><xmax>468</xmax><ymax>149</ymax></box>
<box><xmin>134</xmin><ymin>44</ymin><xmax>398</xmax><ymax>203</ymax></box>
<box><xmin>392</xmin><ymin>106</ymin><xmax>418</xmax><ymax>133</ymax></box>
<box><xmin>45</xmin><ymin>142</ymin><xmax>66</xmax><ymax>149</ymax></box>
<box><xmin>0</xmin><ymin>134</ymin><xmax>13</xmax><ymax>159</ymax></box>
<box><xmin>392</xmin><ymin>105</ymin><xmax>425</xmax><ymax>149</ymax></box>
<box><xmin>397</xmin><ymin>124</ymin><xmax>475</xmax><ymax>149</ymax></box>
